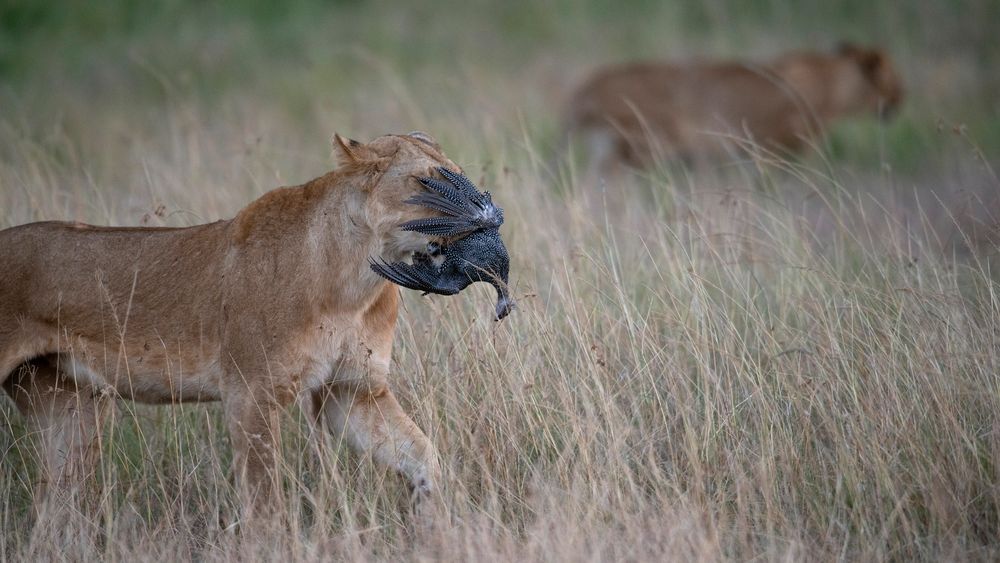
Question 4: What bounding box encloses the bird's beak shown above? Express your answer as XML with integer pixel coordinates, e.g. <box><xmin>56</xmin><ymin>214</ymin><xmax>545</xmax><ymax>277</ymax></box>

<box><xmin>494</xmin><ymin>285</ymin><xmax>515</xmax><ymax>321</ymax></box>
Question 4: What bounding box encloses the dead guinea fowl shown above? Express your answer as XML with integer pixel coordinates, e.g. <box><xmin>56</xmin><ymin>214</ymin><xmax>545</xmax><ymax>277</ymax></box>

<box><xmin>369</xmin><ymin>167</ymin><xmax>513</xmax><ymax>320</ymax></box>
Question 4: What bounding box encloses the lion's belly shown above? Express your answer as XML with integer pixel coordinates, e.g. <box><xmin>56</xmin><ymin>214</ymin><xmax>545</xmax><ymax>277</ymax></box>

<box><xmin>56</xmin><ymin>315</ymin><xmax>389</xmax><ymax>404</ymax></box>
<box><xmin>113</xmin><ymin>360</ymin><xmax>224</xmax><ymax>404</ymax></box>
<box><xmin>61</xmin><ymin>337</ymin><xmax>224</xmax><ymax>404</ymax></box>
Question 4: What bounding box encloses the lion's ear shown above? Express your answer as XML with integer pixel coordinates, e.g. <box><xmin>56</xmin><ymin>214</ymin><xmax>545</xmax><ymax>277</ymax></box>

<box><xmin>836</xmin><ymin>43</ymin><xmax>886</xmax><ymax>76</ymax></box>
<box><xmin>332</xmin><ymin>133</ymin><xmax>376</xmax><ymax>167</ymax></box>
<box><xmin>859</xmin><ymin>50</ymin><xmax>888</xmax><ymax>78</ymax></box>
<box><xmin>408</xmin><ymin>131</ymin><xmax>440</xmax><ymax>149</ymax></box>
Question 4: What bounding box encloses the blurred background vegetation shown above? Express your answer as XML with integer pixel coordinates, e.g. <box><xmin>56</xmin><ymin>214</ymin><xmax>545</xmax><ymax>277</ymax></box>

<box><xmin>1</xmin><ymin>0</ymin><xmax>998</xmax><ymax>178</ymax></box>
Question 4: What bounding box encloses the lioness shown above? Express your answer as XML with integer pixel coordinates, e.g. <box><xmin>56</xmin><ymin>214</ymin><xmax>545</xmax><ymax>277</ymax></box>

<box><xmin>0</xmin><ymin>132</ymin><xmax>510</xmax><ymax>517</ymax></box>
<box><xmin>565</xmin><ymin>43</ymin><xmax>904</xmax><ymax>170</ymax></box>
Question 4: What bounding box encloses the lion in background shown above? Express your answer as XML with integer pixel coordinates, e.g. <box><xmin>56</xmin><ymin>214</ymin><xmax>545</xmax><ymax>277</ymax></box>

<box><xmin>0</xmin><ymin>132</ymin><xmax>487</xmax><ymax>521</ymax></box>
<box><xmin>564</xmin><ymin>43</ymin><xmax>905</xmax><ymax>171</ymax></box>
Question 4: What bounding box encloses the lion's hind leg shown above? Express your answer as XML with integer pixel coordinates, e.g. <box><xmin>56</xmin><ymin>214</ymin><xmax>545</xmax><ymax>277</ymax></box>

<box><xmin>3</xmin><ymin>355</ymin><xmax>110</xmax><ymax>514</ymax></box>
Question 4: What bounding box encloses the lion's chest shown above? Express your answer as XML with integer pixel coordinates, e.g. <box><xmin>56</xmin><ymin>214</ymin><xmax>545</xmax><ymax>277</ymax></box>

<box><xmin>291</xmin><ymin>316</ymin><xmax>390</xmax><ymax>393</ymax></box>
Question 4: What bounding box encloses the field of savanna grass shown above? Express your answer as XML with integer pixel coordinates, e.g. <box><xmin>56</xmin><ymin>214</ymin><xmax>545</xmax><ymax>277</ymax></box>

<box><xmin>1</xmin><ymin>0</ymin><xmax>1000</xmax><ymax>560</ymax></box>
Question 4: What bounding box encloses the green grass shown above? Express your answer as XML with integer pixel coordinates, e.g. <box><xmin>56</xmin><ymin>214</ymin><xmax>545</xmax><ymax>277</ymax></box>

<box><xmin>2</xmin><ymin>0</ymin><xmax>1000</xmax><ymax>560</ymax></box>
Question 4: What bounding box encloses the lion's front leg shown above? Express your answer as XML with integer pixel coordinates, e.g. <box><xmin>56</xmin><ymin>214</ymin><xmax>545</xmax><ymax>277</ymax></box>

<box><xmin>312</xmin><ymin>380</ymin><xmax>442</xmax><ymax>508</ymax></box>
<box><xmin>222</xmin><ymin>379</ymin><xmax>295</xmax><ymax>521</ymax></box>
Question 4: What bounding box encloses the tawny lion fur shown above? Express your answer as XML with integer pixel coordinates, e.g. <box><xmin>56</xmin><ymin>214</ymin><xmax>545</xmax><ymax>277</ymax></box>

<box><xmin>565</xmin><ymin>44</ymin><xmax>904</xmax><ymax>169</ymax></box>
<box><xmin>0</xmin><ymin>132</ymin><xmax>462</xmax><ymax>515</ymax></box>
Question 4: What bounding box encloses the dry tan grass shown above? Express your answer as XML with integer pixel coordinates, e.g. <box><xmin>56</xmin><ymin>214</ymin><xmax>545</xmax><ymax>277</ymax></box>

<box><xmin>2</xmin><ymin>107</ymin><xmax>999</xmax><ymax>560</ymax></box>
<box><xmin>2</xmin><ymin>2</ymin><xmax>1000</xmax><ymax>560</ymax></box>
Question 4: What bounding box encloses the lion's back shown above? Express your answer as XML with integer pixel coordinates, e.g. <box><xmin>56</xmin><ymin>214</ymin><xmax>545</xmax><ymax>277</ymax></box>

<box><xmin>0</xmin><ymin>220</ymin><xmax>230</xmax><ymax>325</ymax></box>
<box><xmin>567</xmin><ymin>60</ymin><xmax>800</xmax><ymax>158</ymax></box>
